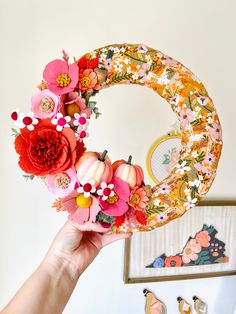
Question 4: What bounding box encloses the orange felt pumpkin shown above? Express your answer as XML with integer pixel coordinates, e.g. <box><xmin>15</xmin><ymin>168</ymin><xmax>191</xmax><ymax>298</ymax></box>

<box><xmin>75</xmin><ymin>150</ymin><xmax>113</xmax><ymax>187</ymax></box>
<box><xmin>112</xmin><ymin>156</ymin><xmax>144</xmax><ymax>188</ymax></box>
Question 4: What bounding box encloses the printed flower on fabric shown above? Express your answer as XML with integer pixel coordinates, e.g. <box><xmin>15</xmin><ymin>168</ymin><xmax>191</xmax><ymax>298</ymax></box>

<box><xmin>165</xmin><ymin>256</ymin><xmax>182</xmax><ymax>267</ymax></box>
<box><xmin>159</xmin><ymin>183</ymin><xmax>171</xmax><ymax>194</ymax></box>
<box><xmin>175</xmin><ymin>161</ymin><xmax>191</xmax><ymax>175</ymax></box>
<box><xmin>195</xmin><ymin>231</ymin><xmax>211</xmax><ymax>248</ymax></box>
<box><xmin>204</xmin><ymin>153</ymin><xmax>216</xmax><ymax>165</ymax></box>
<box><xmin>78</xmin><ymin>69</ymin><xmax>100</xmax><ymax>94</ymax></box>
<box><xmin>43</xmin><ymin>59</ymin><xmax>78</xmax><ymax>95</ymax></box>
<box><xmin>99</xmin><ymin>177</ymin><xmax>130</xmax><ymax>217</ymax></box>
<box><xmin>77</xmin><ymin>179</ymin><xmax>96</xmax><ymax>198</ymax></box>
<box><xmin>156</xmin><ymin>212</ymin><xmax>168</xmax><ymax>223</ymax></box>
<box><xmin>128</xmin><ymin>186</ymin><xmax>149</xmax><ymax>211</ymax></box>
<box><xmin>31</xmin><ymin>89</ymin><xmax>59</xmax><ymax>119</ymax></box>
<box><xmin>182</xmin><ymin>239</ymin><xmax>201</xmax><ymax>264</ymax></box>
<box><xmin>179</xmin><ymin>108</ymin><xmax>195</xmax><ymax>127</ymax></box>
<box><xmin>51</xmin><ymin>113</ymin><xmax>71</xmax><ymax>131</ymax></box>
<box><xmin>18</xmin><ymin>112</ymin><xmax>39</xmax><ymax>131</ymax></box>
<box><xmin>46</xmin><ymin>167</ymin><xmax>78</xmax><ymax>198</ymax></box>
<box><xmin>97</xmin><ymin>182</ymin><xmax>115</xmax><ymax>201</ymax></box>
<box><xmin>59</xmin><ymin>91</ymin><xmax>92</xmax><ymax>118</ymax></box>
<box><xmin>209</xmin><ymin>122</ymin><xmax>222</xmax><ymax>140</ymax></box>
<box><xmin>14</xmin><ymin>119</ymin><xmax>84</xmax><ymax>176</ymax></box>
<box><xmin>184</xmin><ymin>196</ymin><xmax>198</xmax><ymax>210</ymax></box>
<box><xmin>61</xmin><ymin>190</ymin><xmax>100</xmax><ymax>225</ymax></box>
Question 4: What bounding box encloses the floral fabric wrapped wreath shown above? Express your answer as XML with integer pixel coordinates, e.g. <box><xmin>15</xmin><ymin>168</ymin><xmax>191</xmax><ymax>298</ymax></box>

<box><xmin>11</xmin><ymin>44</ymin><xmax>222</xmax><ymax>233</ymax></box>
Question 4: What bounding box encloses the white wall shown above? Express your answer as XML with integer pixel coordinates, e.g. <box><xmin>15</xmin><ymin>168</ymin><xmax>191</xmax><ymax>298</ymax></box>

<box><xmin>1</xmin><ymin>0</ymin><xmax>236</xmax><ymax>313</ymax></box>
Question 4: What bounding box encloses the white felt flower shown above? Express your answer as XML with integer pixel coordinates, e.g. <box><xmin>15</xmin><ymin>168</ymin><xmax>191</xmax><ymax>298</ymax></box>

<box><xmin>77</xmin><ymin>179</ymin><xmax>96</xmax><ymax>198</ymax></box>
<box><xmin>51</xmin><ymin>112</ymin><xmax>71</xmax><ymax>131</ymax></box>
<box><xmin>97</xmin><ymin>182</ymin><xmax>115</xmax><ymax>201</ymax></box>
<box><xmin>18</xmin><ymin>111</ymin><xmax>38</xmax><ymax>131</ymax></box>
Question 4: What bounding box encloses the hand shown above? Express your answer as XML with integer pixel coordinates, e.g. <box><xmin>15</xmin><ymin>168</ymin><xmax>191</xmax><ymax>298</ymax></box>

<box><xmin>43</xmin><ymin>220</ymin><xmax>132</xmax><ymax>281</ymax></box>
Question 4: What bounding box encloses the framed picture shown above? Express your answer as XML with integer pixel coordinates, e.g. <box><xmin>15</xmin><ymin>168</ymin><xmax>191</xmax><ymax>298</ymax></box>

<box><xmin>124</xmin><ymin>201</ymin><xmax>236</xmax><ymax>283</ymax></box>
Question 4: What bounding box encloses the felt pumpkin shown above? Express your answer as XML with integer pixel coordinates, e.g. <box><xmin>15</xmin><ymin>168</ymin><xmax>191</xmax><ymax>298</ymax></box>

<box><xmin>112</xmin><ymin>156</ymin><xmax>144</xmax><ymax>188</ymax></box>
<box><xmin>75</xmin><ymin>150</ymin><xmax>113</xmax><ymax>187</ymax></box>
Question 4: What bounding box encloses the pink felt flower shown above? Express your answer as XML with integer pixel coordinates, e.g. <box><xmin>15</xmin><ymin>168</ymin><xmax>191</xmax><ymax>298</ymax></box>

<box><xmin>128</xmin><ymin>186</ymin><xmax>149</xmax><ymax>211</ymax></box>
<box><xmin>99</xmin><ymin>177</ymin><xmax>130</xmax><ymax>217</ymax></box>
<box><xmin>43</xmin><ymin>59</ymin><xmax>78</xmax><ymax>95</ymax></box>
<box><xmin>182</xmin><ymin>239</ymin><xmax>201</xmax><ymax>264</ymax></box>
<box><xmin>209</xmin><ymin>122</ymin><xmax>222</xmax><ymax>140</ymax></box>
<box><xmin>61</xmin><ymin>191</ymin><xmax>100</xmax><ymax>224</ymax></box>
<box><xmin>195</xmin><ymin>231</ymin><xmax>211</xmax><ymax>248</ymax></box>
<box><xmin>78</xmin><ymin>69</ymin><xmax>100</xmax><ymax>94</ymax></box>
<box><xmin>31</xmin><ymin>89</ymin><xmax>59</xmax><ymax>119</ymax></box>
<box><xmin>179</xmin><ymin>108</ymin><xmax>194</xmax><ymax>127</ymax></box>
<box><xmin>45</xmin><ymin>167</ymin><xmax>77</xmax><ymax>198</ymax></box>
<box><xmin>59</xmin><ymin>91</ymin><xmax>92</xmax><ymax>118</ymax></box>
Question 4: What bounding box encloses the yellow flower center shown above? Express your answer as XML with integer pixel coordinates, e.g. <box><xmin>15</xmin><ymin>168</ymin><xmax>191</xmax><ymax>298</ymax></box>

<box><xmin>106</xmin><ymin>193</ymin><xmax>119</xmax><ymax>204</ymax></box>
<box><xmin>40</xmin><ymin>96</ymin><xmax>54</xmax><ymax>112</ymax></box>
<box><xmin>131</xmin><ymin>193</ymin><xmax>141</xmax><ymax>204</ymax></box>
<box><xmin>80</xmin><ymin>76</ymin><xmax>91</xmax><ymax>88</ymax></box>
<box><xmin>56</xmin><ymin>73</ymin><xmax>71</xmax><ymax>87</ymax></box>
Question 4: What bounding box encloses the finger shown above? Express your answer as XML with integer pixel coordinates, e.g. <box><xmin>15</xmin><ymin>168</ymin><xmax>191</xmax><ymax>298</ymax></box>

<box><xmin>101</xmin><ymin>232</ymin><xmax>132</xmax><ymax>247</ymax></box>
<box><xmin>69</xmin><ymin>220</ymin><xmax>110</xmax><ymax>233</ymax></box>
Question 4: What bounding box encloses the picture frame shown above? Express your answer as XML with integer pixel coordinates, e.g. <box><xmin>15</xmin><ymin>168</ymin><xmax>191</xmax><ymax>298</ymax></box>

<box><xmin>124</xmin><ymin>201</ymin><xmax>236</xmax><ymax>284</ymax></box>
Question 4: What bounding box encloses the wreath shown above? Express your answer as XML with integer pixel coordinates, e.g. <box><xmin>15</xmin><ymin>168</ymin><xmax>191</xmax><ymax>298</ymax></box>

<box><xmin>11</xmin><ymin>44</ymin><xmax>222</xmax><ymax>233</ymax></box>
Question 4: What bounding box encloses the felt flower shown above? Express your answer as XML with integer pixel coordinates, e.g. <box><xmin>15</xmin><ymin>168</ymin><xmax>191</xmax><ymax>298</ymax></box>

<box><xmin>18</xmin><ymin>112</ymin><xmax>39</xmax><ymax>131</ymax></box>
<box><xmin>75</xmin><ymin>128</ymin><xmax>89</xmax><ymax>140</ymax></box>
<box><xmin>179</xmin><ymin>108</ymin><xmax>195</xmax><ymax>127</ymax></box>
<box><xmin>128</xmin><ymin>186</ymin><xmax>149</xmax><ymax>211</ymax></box>
<box><xmin>51</xmin><ymin>112</ymin><xmax>71</xmax><ymax>131</ymax></box>
<box><xmin>184</xmin><ymin>196</ymin><xmax>198</xmax><ymax>210</ymax></box>
<box><xmin>97</xmin><ymin>182</ymin><xmax>115</xmax><ymax>201</ymax></box>
<box><xmin>78</xmin><ymin>69</ymin><xmax>100</xmax><ymax>94</ymax></box>
<box><xmin>182</xmin><ymin>239</ymin><xmax>201</xmax><ymax>264</ymax></box>
<box><xmin>77</xmin><ymin>55</ymin><xmax>99</xmax><ymax>70</ymax></box>
<box><xmin>165</xmin><ymin>256</ymin><xmax>182</xmax><ymax>267</ymax></box>
<box><xmin>73</xmin><ymin>113</ymin><xmax>88</xmax><ymax>129</ymax></box>
<box><xmin>11</xmin><ymin>108</ymin><xmax>23</xmax><ymax>127</ymax></box>
<box><xmin>209</xmin><ymin>122</ymin><xmax>222</xmax><ymax>140</ymax></box>
<box><xmin>61</xmin><ymin>190</ymin><xmax>100</xmax><ymax>225</ymax></box>
<box><xmin>46</xmin><ymin>167</ymin><xmax>78</xmax><ymax>198</ymax></box>
<box><xmin>31</xmin><ymin>89</ymin><xmax>59</xmax><ymax>119</ymax></box>
<box><xmin>43</xmin><ymin>59</ymin><xmax>78</xmax><ymax>95</ymax></box>
<box><xmin>204</xmin><ymin>153</ymin><xmax>216</xmax><ymax>165</ymax></box>
<box><xmin>59</xmin><ymin>91</ymin><xmax>92</xmax><ymax>118</ymax></box>
<box><xmin>14</xmin><ymin>119</ymin><xmax>84</xmax><ymax>176</ymax></box>
<box><xmin>195</xmin><ymin>231</ymin><xmax>211</xmax><ymax>247</ymax></box>
<box><xmin>99</xmin><ymin>177</ymin><xmax>130</xmax><ymax>217</ymax></box>
<box><xmin>175</xmin><ymin>161</ymin><xmax>191</xmax><ymax>175</ymax></box>
<box><xmin>77</xmin><ymin>179</ymin><xmax>96</xmax><ymax>198</ymax></box>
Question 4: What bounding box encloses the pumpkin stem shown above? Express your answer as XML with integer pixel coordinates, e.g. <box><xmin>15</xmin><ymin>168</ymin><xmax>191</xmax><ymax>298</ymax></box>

<box><xmin>127</xmin><ymin>155</ymin><xmax>132</xmax><ymax>165</ymax></box>
<box><xmin>98</xmin><ymin>150</ymin><xmax>108</xmax><ymax>161</ymax></box>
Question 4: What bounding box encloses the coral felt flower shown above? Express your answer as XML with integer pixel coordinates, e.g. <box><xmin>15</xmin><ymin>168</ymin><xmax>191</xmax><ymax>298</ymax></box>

<box><xmin>14</xmin><ymin>119</ymin><xmax>85</xmax><ymax>176</ymax></box>
<box><xmin>46</xmin><ymin>167</ymin><xmax>78</xmax><ymax>198</ymax></box>
<box><xmin>59</xmin><ymin>91</ymin><xmax>92</xmax><ymax>118</ymax></box>
<box><xmin>78</xmin><ymin>69</ymin><xmax>100</xmax><ymax>94</ymax></box>
<box><xmin>195</xmin><ymin>231</ymin><xmax>211</xmax><ymax>247</ymax></box>
<box><xmin>182</xmin><ymin>239</ymin><xmax>201</xmax><ymax>264</ymax></box>
<box><xmin>99</xmin><ymin>177</ymin><xmax>130</xmax><ymax>217</ymax></box>
<box><xmin>61</xmin><ymin>190</ymin><xmax>100</xmax><ymax>224</ymax></box>
<box><xmin>164</xmin><ymin>256</ymin><xmax>182</xmax><ymax>267</ymax></box>
<box><xmin>128</xmin><ymin>186</ymin><xmax>149</xmax><ymax>211</ymax></box>
<box><xmin>31</xmin><ymin>89</ymin><xmax>59</xmax><ymax>119</ymax></box>
<box><xmin>43</xmin><ymin>59</ymin><xmax>78</xmax><ymax>95</ymax></box>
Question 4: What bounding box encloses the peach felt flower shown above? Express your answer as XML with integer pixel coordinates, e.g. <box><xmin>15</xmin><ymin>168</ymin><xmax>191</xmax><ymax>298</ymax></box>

<box><xmin>78</xmin><ymin>69</ymin><xmax>100</xmax><ymax>94</ymax></box>
<box><xmin>31</xmin><ymin>89</ymin><xmax>59</xmax><ymax>119</ymax></box>
<box><xmin>128</xmin><ymin>186</ymin><xmax>149</xmax><ymax>211</ymax></box>
<box><xmin>43</xmin><ymin>59</ymin><xmax>78</xmax><ymax>95</ymax></box>
<box><xmin>195</xmin><ymin>231</ymin><xmax>211</xmax><ymax>247</ymax></box>
<box><xmin>182</xmin><ymin>239</ymin><xmax>201</xmax><ymax>264</ymax></box>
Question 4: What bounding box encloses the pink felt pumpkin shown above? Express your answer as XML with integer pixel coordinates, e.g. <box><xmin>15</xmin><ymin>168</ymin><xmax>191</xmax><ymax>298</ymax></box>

<box><xmin>75</xmin><ymin>150</ymin><xmax>113</xmax><ymax>187</ymax></box>
<box><xmin>112</xmin><ymin>156</ymin><xmax>144</xmax><ymax>188</ymax></box>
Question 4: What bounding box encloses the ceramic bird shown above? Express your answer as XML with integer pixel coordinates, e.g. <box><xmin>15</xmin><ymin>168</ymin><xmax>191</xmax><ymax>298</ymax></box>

<box><xmin>144</xmin><ymin>289</ymin><xmax>167</xmax><ymax>314</ymax></box>
<box><xmin>177</xmin><ymin>297</ymin><xmax>192</xmax><ymax>314</ymax></box>
<box><xmin>193</xmin><ymin>296</ymin><xmax>207</xmax><ymax>313</ymax></box>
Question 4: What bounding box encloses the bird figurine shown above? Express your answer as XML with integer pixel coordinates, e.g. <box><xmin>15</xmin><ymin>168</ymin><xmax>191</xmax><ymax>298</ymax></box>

<box><xmin>177</xmin><ymin>297</ymin><xmax>192</xmax><ymax>314</ymax></box>
<box><xmin>193</xmin><ymin>296</ymin><xmax>207</xmax><ymax>313</ymax></box>
<box><xmin>144</xmin><ymin>289</ymin><xmax>167</xmax><ymax>314</ymax></box>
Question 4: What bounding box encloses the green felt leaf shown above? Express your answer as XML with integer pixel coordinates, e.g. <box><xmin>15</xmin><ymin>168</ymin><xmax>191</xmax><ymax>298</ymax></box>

<box><xmin>23</xmin><ymin>174</ymin><xmax>35</xmax><ymax>181</ymax></box>
<box><xmin>11</xmin><ymin>128</ymin><xmax>19</xmax><ymax>137</ymax></box>
<box><xmin>96</xmin><ymin>211</ymin><xmax>114</xmax><ymax>224</ymax></box>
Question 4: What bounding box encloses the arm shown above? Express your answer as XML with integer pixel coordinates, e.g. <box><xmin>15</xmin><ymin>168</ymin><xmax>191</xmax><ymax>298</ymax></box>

<box><xmin>1</xmin><ymin>221</ymin><xmax>131</xmax><ymax>314</ymax></box>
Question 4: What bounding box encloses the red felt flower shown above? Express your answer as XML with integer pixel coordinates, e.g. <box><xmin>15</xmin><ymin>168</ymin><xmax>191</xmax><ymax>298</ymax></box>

<box><xmin>14</xmin><ymin>119</ymin><xmax>85</xmax><ymax>176</ymax></box>
<box><xmin>77</xmin><ymin>55</ymin><xmax>99</xmax><ymax>70</ymax></box>
<box><xmin>135</xmin><ymin>210</ymin><xmax>147</xmax><ymax>225</ymax></box>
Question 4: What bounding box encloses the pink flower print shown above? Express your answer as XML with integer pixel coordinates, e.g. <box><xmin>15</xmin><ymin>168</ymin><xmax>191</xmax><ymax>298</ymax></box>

<box><xmin>104</xmin><ymin>58</ymin><xmax>113</xmax><ymax>70</ymax></box>
<box><xmin>195</xmin><ymin>231</ymin><xmax>211</xmax><ymax>247</ymax></box>
<box><xmin>204</xmin><ymin>153</ymin><xmax>216</xmax><ymax>165</ymax></box>
<box><xmin>197</xmin><ymin>95</ymin><xmax>209</xmax><ymax>106</ymax></box>
<box><xmin>157</xmin><ymin>212</ymin><xmax>168</xmax><ymax>223</ymax></box>
<box><xmin>179</xmin><ymin>109</ymin><xmax>195</xmax><ymax>127</ymax></box>
<box><xmin>139</xmin><ymin>63</ymin><xmax>150</xmax><ymax>83</ymax></box>
<box><xmin>209</xmin><ymin>122</ymin><xmax>222</xmax><ymax>140</ymax></box>
<box><xmin>182</xmin><ymin>239</ymin><xmax>201</xmax><ymax>264</ymax></box>
<box><xmin>159</xmin><ymin>183</ymin><xmax>171</xmax><ymax>194</ymax></box>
